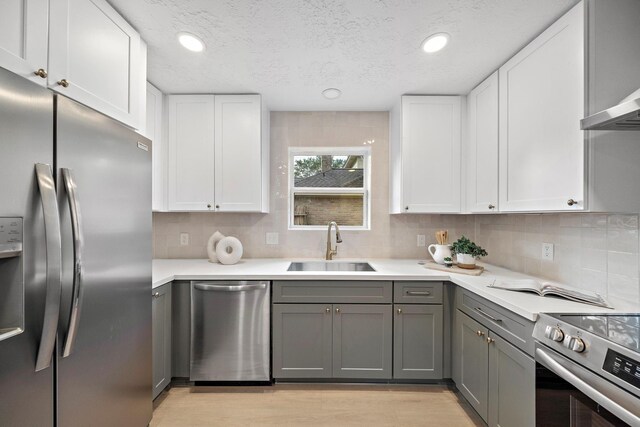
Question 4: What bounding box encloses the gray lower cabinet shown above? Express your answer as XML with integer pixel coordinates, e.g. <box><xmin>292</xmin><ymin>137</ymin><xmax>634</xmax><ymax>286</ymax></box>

<box><xmin>272</xmin><ymin>303</ymin><xmax>392</xmax><ymax>379</ymax></box>
<box><xmin>393</xmin><ymin>304</ymin><xmax>443</xmax><ymax>379</ymax></box>
<box><xmin>272</xmin><ymin>304</ymin><xmax>332</xmax><ymax>378</ymax></box>
<box><xmin>454</xmin><ymin>310</ymin><xmax>535</xmax><ymax>427</ymax></box>
<box><xmin>456</xmin><ymin>310</ymin><xmax>489</xmax><ymax>420</ymax></box>
<box><xmin>488</xmin><ymin>333</ymin><xmax>535</xmax><ymax>427</ymax></box>
<box><xmin>333</xmin><ymin>304</ymin><xmax>392</xmax><ymax>379</ymax></box>
<box><xmin>152</xmin><ymin>284</ymin><xmax>172</xmax><ymax>399</ymax></box>
<box><xmin>171</xmin><ymin>281</ymin><xmax>190</xmax><ymax>378</ymax></box>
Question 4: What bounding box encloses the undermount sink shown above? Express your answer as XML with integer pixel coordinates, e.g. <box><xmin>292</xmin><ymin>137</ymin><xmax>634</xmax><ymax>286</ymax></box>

<box><xmin>287</xmin><ymin>261</ymin><xmax>376</xmax><ymax>272</ymax></box>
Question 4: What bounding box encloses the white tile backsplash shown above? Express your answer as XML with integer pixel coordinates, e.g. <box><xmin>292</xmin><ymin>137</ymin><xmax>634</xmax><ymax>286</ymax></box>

<box><xmin>475</xmin><ymin>213</ymin><xmax>640</xmax><ymax>311</ymax></box>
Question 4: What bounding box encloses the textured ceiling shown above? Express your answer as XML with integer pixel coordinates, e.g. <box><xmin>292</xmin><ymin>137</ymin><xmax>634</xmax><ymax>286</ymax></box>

<box><xmin>110</xmin><ymin>0</ymin><xmax>580</xmax><ymax>110</ymax></box>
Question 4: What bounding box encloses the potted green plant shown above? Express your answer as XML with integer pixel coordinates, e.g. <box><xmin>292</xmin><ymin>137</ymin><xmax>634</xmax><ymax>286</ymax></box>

<box><xmin>451</xmin><ymin>236</ymin><xmax>488</xmax><ymax>269</ymax></box>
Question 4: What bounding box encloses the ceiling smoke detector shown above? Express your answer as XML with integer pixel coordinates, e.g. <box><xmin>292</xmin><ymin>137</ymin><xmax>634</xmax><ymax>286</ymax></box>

<box><xmin>421</xmin><ymin>33</ymin><xmax>450</xmax><ymax>53</ymax></box>
<box><xmin>178</xmin><ymin>32</ymin><xmax>205</xmax><ymax>52</ymax></box>
<box><xmin>322</xmin><ymin>88</ymin><xmax>342</xmax><ymax>100</ymax></box>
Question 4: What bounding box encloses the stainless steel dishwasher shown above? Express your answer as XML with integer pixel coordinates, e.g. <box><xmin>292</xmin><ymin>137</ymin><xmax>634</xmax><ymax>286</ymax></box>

<box><xmin>190</xmin><ymin>281</ymin><xmax>270</xmax><ymax>382</ymax></box>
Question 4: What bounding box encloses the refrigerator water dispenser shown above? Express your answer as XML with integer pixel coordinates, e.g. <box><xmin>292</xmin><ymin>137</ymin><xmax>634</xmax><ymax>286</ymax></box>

<box><xmin>0</xmin><ymin>217</ymin><xmax>24</xmax><ymax>341</ymax></box>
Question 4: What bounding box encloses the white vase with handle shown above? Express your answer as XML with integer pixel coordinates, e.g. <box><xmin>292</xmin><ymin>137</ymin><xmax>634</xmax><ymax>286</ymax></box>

<box><xmin>428</xmin><ymin>244</ymin><xmax>452</xmax><ymax>265</ymax></box>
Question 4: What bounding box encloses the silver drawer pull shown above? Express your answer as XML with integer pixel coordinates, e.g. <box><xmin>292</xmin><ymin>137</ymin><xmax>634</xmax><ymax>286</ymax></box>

<box><xmin>406</xmin><ymin>291</ymin><xmax>431</xmax><ymax>296</ymax></box>
<box><xmin>475</xmin><ymin>307</ymin><xmax>502</xmax><ymax>322</ymax></box>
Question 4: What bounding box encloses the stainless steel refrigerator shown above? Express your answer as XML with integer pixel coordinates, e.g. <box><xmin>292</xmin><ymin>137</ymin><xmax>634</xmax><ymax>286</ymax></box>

<box><xmin>0</xmin><ymin>66</ymin><xmax>152</xmax><ymax>426</ymax></box>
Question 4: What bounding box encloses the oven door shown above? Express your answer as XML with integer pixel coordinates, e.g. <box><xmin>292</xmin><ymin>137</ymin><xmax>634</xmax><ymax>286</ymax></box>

<box><xmin>535</xmin><ymin>345</ymin><xmax>640</xmax><ymax>427</ymax></box>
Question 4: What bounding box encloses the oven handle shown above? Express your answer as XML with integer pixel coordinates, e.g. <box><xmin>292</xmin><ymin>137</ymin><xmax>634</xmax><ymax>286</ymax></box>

<box><xmin>536</xmin><ymin>347</ymin><xmax>640</xmax><ymax>427</ymax></box>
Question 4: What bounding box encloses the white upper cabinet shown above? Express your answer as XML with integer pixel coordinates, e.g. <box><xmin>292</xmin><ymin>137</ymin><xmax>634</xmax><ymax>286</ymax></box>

<box><xmin>214</xmin><ymin>95</ymin><xmax>263</xmax><ymax>212</ymax></box>
<box><xmin>166</xmin><ymin>94</ymin><xmax>268</xmax><ymax>213</ymax></box>
<box><xmin>498</xmin><ymin>2</ymin><xmax>585</xmax><ymax>212</ymax></box>
<box><xmin>390</xmin><ymin>96</ymin><xmax>462</xmax><ymax>213</ymax></box>
<box><xmin>146</xmin><ymin>83</ymin><xmax>166</xmax><ymax>212</ymax></box>
<box><xmin>466</xmin><ymin>72</ymin><xmax>499</xmax><ymax>213</ymax></box>
<box><xmin>167</xmin><ymin>95</ymin><xmax>216</xmax><ymax>212</ymax></box>
<box><xmin>49</xmin><ymin>0</ymin><xmax>143</xmax><ymax>129</ymax></box>
<box><xmin>0</xmin><ymin>0</ymin><xmax>49</xmax><ymax>86</ymax></box>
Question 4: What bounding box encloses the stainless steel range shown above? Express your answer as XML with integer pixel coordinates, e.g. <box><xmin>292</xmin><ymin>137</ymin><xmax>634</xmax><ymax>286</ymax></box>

<box><xmin>533</xmin><ymin>313</ymin><xmax>640</xmax><ymax>426</ymax></box>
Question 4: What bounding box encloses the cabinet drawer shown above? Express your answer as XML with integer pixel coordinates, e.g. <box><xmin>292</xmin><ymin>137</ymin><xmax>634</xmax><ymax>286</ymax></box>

<box><xmin>394</xmin><ymin>282</ymin><xmax>443</xmax><ymax>304</ymax></box>
<box><xmin>273</xmin><ymin>281</ymin><xmax>392</xmax><ymax>304</ymax></box>
<box><xmin>456</xmin><ymin>289</ymin><xmax>535</xmax><ymax>356</ymax></box>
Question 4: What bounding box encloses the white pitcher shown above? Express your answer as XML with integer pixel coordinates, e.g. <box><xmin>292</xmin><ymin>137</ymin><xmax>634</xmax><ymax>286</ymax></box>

<box><xmin>428</xmin><ymin>244</ymin><xmax>452</xmax><ymax>265</ymax></box>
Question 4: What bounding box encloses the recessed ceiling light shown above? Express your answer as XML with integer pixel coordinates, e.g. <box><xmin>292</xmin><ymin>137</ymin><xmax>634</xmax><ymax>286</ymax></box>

<box><xmin>322</xmin><ymin>88</ymin><xmax>342</xmax><ymax>100</ymax></box>
<box><xmin>421</xmin><ymin>33</ymin><xmax>450</xmax><ymax>53</ymax></box>
<box><xmin>178</xmin><ymin>32</ymin><xmax>205</xmax><ymax>52</ymax></box>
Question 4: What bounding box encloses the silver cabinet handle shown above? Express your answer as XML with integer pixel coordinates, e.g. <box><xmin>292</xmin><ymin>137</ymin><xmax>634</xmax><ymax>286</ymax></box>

<box><xmin>153</xmin><ymin>292</ymin><xmax>161</xmax><ymax>298</ymax></box>
<box><xmin>475</xmin><ymin>307</ymin><xmax>502</xmax><ymax>323</ymax></box>
<box><xmin>397</xmin><ymin>308</ymin><xmax>402</xmax><ymax>314</ymax></box>
<box><xmin>488</xmin><ymin>204</ymin><xmax>496</xmax><ymax>210</ymax></box>
<box><xmin>61</xmin><ymin>168</ymin><xmax>85</xmax><ymax>358</ymax></box>
<box><xmin>193</xmin><ymin>282</ymin><xmax>267</xmax><ymax>292</ymax></box>
<box><xmin>536</xmin><ymin>347</ymin><xmax>640</xmax><ymax>426</ymax></box>
<box><xmin>406</xmin><ymin>291</ymin><xmax>431</xmax><ymax>296</ymax></box>
<box><xmin>335</xmin><ymin>308</ymin><xmax>341</xmax><ymax>314</ymax></box>
<box><xmin>567</xmin><ymin>199</ymin><xmax>578</xmax><ymax>206</ymax></box>
<box><xmin>34</xmin><ymin>164</ymin><xmax>62</xmax><ymax>372</ymax></box>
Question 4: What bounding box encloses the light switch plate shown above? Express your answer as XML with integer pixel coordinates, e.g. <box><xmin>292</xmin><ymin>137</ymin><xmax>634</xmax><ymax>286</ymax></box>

<box><xmin>417</xmin><ymin>235</ymin><xmax>426</xmax><ymax>247</ymax></box>
<box><xmin>180</xmin><ymin>232</ymin><xmax>189</xmax><ymax>246</ymax></box>
<box><xmin>266</xmin><ymin>232</ymin><xmax>279</xmax><ymax>245</ymax></box>
<box><xmin>542</xmin><ymin>243</ymin><xmax>554</xmax><ymax>261</ymax></box>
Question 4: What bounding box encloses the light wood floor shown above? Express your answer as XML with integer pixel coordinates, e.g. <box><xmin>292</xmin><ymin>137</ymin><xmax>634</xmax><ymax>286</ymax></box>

<box><xmin>151</xmin><ymin>384</ymin><xmax>485</xmax><ymax>426</ymax></box>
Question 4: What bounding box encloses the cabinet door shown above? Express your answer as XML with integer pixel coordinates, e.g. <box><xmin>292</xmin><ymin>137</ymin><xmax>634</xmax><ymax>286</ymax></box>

<box><xmin>214</xmin><ymin>95</ymin><xmax>263</xmax><ymax>212</ymax></box>
<box><xmin>393</xmin><ymin>304</ymin><xmax>443</xmax><ymax>380</ymax></box>
<box><xmin>272</xmin><ymin>304</ymin><xmax>332</xmax><ymax>379</ymax></box>
<box><xmin>498</xmin><ymin>2</ymin><xmax>585</xmax><ymax>212</ymax></box>
<box><xmin>332</xmin><ymin>304</ymin><xmax>392</xmax><ymax>379</ymax></box>
<box><xmin>152</xmin><ymin>284</ymin><xmax>171</xmax><ymax>399</ymax></box>
<box><xmin>402</xmin><ymin>96</ymin><xmax>461</xmax><ymax>213</ymax></box>
<box><xmin>0</xmin><ymin>0</ymin><xmax>48</xmax><ymax>86</ymax></box>
<box><xmin>467</xmin><ymin>72</ymin><xmax>499</xmax><ymax>213</ymax></box>
<box><xmin>488</xmin><ymin>333</ymin><xmax>535</xmax><ymax>427</ymax></box>
<box><xmin>456</xmin><ymin>310</ymin><xmax>489</xmax><ymax>422</ymax></box>
<box><xmin>167</xmin><ymin>95</ymin><xmax>216</xmax><ymax>211</ymax></box>
<box><xmin>147</xmin><ymin>83</ymin><xmax>166</xmax><ymax>212</ymax></box>
<box><xmin>49</xmin><ymin>0</ymin><xmax>142</xmax><ymax>128</ymax></box>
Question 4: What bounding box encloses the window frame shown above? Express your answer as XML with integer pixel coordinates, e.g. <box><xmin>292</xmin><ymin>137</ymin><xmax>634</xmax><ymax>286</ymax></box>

<box><xmin>288</xmin><ymin>147</ymin><xmax>371</xmax><ymax>231</ymax></box>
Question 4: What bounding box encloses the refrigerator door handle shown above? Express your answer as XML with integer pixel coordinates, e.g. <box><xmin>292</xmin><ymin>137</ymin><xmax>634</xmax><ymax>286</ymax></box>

<box><xmin>34</xmin><ymin>163</ymin><xmax>62</xmax><ymax>372</ymax></box>
<box><xmin>61</xmin><ymin>168</ymin><xmax>84</xmax><ymax>358</ymax></box>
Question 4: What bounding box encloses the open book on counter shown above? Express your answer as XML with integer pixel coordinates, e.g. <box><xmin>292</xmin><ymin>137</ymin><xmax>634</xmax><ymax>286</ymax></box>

<box><xmin>488</xmin><ymin>279</ymin><xmax>613</xmax><ymax>309</ymax></box>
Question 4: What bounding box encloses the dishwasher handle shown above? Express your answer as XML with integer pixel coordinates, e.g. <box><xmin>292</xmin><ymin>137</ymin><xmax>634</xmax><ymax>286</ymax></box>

<box><xmin>193</xmin><ymin>282</ymin><xmax>268</xmax><ymax>292</ymax></box>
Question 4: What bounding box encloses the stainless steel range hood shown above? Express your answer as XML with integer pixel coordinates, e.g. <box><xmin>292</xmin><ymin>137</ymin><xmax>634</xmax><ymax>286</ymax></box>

<box><xmin>581</xmin><ymin>89</ymin><xmax>640</xmax><ymax>130</ymax></box>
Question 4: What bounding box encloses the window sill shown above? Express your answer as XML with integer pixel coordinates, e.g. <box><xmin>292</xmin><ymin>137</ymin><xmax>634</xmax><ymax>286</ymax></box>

<box><xmin>288</xmin><ymin>225</ymin><xmax>370</xmax><ymax>231</ymax></box>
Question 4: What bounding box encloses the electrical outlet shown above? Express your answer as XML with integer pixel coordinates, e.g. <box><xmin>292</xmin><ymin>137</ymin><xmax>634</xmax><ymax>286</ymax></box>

<box><xmin>266</xmin><ymin>232</ymin><xmax>279</xmax><ymax>245</ymax></box>
<box><xmin>180</xmin><ymin>232</ymin><xmax>189</xmax><ymax>246</ymax></box>
<box><xmin>542</xmin><ymin>243</ymin><xmax>554</xmax><ymax>261</ymax></box>
<box><xmin>417</xmin><ymin>234</ymin><xmax>426</xmax><ymax>247</ymax></box>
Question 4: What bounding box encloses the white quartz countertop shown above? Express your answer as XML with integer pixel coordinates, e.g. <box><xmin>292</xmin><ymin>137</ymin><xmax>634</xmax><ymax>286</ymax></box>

<box><xmin>153</xmin><ymin>258</ymin><xmax>627</xmax><ymax>322</ymax></box>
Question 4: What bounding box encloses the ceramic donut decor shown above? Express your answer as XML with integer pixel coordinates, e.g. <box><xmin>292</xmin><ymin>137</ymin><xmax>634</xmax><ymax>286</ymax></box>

<box><xmin>206</xmin><ymin>231</ymin><xmax>225</xmax><ymax>263</ymax></box>
<box><xmin>215</xmin><ymin>236</ymin><xmax>244</xmax><ymax>265</ymax></box>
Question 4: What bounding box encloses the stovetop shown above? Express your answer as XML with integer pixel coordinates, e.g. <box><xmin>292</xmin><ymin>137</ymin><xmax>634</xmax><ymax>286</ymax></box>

<box><xmin>548</xmin><ymin>314</ymin><xmax>640</xmax><ymax>354</ymax></box>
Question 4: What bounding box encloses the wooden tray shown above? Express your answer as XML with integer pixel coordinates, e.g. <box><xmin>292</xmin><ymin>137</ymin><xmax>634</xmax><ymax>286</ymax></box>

<box><xmin>423</xmin><ymin>261</ymin><xmax>485</xmax><ymax>276</ymax></box>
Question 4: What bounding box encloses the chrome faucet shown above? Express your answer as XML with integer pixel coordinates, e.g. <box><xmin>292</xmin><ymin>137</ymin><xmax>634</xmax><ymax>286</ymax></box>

<box><xmin>325</xmin><ymin>221</ymin><xmax>342</xmax><ymax>260</ymax></box>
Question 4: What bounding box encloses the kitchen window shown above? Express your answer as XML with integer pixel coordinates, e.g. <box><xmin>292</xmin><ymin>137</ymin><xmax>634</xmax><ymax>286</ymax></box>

<box><xmin>289</xmin><ymin>147</ymin><xmax>371</xmax><ymax>230</ymax></box>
